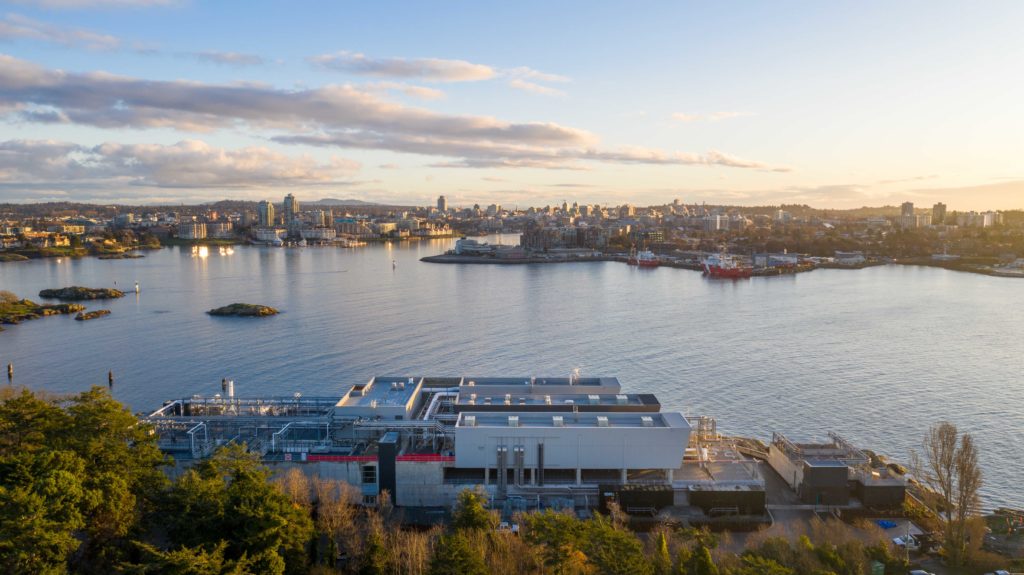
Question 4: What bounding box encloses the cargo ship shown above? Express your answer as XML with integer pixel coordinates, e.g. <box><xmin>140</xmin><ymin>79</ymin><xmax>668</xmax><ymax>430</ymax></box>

<box><xmin>628</xmin><ymin>248</ymin><xmax>661</xmax><ymax>267</ymax></box>
<box><xmin>702</xmin><ymin>252</ymin><xmax>752</xmax><ymax>278</ymax></box>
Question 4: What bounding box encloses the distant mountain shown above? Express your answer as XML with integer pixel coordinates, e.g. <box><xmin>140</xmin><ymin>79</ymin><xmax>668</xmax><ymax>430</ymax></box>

<box><xmin>310</xmin><ymin>198</ymin><xmax>379</xmax><ymax>206</ymax></box>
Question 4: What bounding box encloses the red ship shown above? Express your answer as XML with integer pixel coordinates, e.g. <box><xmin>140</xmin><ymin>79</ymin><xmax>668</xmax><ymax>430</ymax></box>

<box><xmin>628</xmin><ymin>248</ymin><xmax>661</xmax><ymax>267</ymax></box>
<box><xmin>702</xmin><ymin>252</ymin><xmax>752</xmax><ymax>278</ymax></box>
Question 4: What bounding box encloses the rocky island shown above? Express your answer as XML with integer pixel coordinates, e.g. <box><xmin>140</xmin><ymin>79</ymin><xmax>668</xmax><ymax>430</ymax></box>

<box><xmin>75</xmin><ymin>309</ymin><xmax>111</xmax><ymax>321</ymax></box>
<box><xmin>1</xmin><ymin>291</ymin><xmax>86</xmax><ymax>331</ymax></box>
<box><xmin>207</xmin><ymin>303</ymin><xmax>279</xmax><ymax>317</ymax></box>
<box><xmin>39</xmin><ymin>286</ymin><xmax>126</xmax><ymax>300</ymax></box>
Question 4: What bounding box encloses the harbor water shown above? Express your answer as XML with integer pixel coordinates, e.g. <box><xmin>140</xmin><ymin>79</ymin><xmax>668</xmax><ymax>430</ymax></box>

<box><xmin>1</xmin><ymin>235</ymin><xmax>1021</xmax><ymax>508</ymax></box>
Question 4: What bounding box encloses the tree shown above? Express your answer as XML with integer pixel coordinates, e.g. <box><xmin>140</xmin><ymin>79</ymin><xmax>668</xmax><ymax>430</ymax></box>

<box><xmin>0</xmin><ymin>450</ymin><xmax>86</xmax><ymax>575</ymax></box>
<box><xmin>163</xmin><ymin>444</ymin><xmax>314</xmax><ymax>575</ymax></box>
<box><xmin>686</xmin><ymin>545</ymin><xmax>718</xmax><ymax>575</ymax></box>
<box><xmin>452</xmin><ymin>488</ymin><xmax>492</xmax><ymax>531</ymax></box>
<box><xmin>911</xmin><ymin>421</ymin><xmax>983</xmax><ymax>566</ymax></box>
<box><xmin>732</xmin><ymin>555</ymin><xmax>795</xmax><ymax>575</ymax></box>
<box><xmin>652</xmin><ymin>531</ymin><xmax>672</xmax><ymax>575</ymax></box>
<box><xmin>358</xmin><ymin>531</ymin><xmax>388</xmax><ymax>575</ymax></box>
<box><xmin>427</xmin><ymin>532</ymin><xmax>488</xmax><ymax>575</ymax></box>
<box><xmin>583</xmin><ymin>515</ymin><xmax>652</xmax><ymax>575</ymax></box>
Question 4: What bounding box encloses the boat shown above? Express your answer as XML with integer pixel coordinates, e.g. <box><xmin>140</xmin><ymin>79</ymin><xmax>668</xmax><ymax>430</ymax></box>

<box><xmin>702</xmin><ymin>251</ymin><xmax>753</xmax><ymax>278</ymax></box>
<box><xmin>628</xmin><ymin>248</ymin><xmax>660</xmax><ymax>267</ymax></box>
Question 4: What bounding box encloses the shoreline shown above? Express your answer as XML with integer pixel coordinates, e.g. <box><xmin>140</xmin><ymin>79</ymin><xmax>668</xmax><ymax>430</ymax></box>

<box><xmin>423</xmin><ymin>253</ymin><xmax>1023</xmax><ymax>278</ymax></box>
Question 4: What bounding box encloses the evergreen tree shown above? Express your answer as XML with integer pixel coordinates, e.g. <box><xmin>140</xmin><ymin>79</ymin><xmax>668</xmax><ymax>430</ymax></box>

<box><xmin>427</xmin><ymin>532</ymin><xmax>487</xmax><ymax>575</ymax></box>
<box><xmin>452</xmin><ymin>489</ymin><xmax>492</xmax><ymax>531</ymax></box>
<box><xmin>687</xmin><ymin>545</ymin><xmax>718</xmax><ymax>575</ymax></box>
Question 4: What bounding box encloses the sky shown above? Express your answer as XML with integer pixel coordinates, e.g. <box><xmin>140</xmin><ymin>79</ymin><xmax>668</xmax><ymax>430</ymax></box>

<box><xmin>0</xmin><ymin>1</ymin><xmax>1022</xmax><ymax>210</ymax></box>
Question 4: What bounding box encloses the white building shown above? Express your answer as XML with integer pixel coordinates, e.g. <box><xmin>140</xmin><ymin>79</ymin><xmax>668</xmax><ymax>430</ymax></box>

<box><xmin>177</xmin><ymin>222</ymin><xmax>207</xmax><ymax>239</ymax></box>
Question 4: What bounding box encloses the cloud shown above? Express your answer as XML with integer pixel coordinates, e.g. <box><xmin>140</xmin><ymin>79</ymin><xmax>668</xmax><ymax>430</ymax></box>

<box><xmin>508</xmin><ymin>78</ymin><xmax>565</xmax><ymax>97</ymax></box>
<box><xmin>0</xmin><ymin>13</ymin><xmax>120</xmax><ymax>50</ymax></box>
<box><xmin>0</xmin><ymin>139</ymin><xmax>360</xmax><ymax>191</ymax></box>
<box><xmin>504</xmin><ymin>66</ymin><xmax>570</xmax><ymax>84</ymax></box>
<box><xmin>309</xmin><ymin>51</ymin><xmax>495</xmax><ymax>82</ymax></box>
<box><xmin>192</xmin><ymin>51</ymin><xmax>264</xmax><ymax>67</ymax></box>
<box><xmin>0</xmin><ymin>54</ymin><xmax>590</xmax><ymax>142</ymax></box>
<box><xmin>505</xmin><ymin>66</ymin><xmax>569</xmax><ymax>97</ymax></box>
<box><xmin>311</xmin><ymin>51</ymin><xmax>570</xmax><ymax>95</ymax></box>
<box><xmin>378</xmin><ymin>163</ymin><xmax>399</xmax><ymax>170</ymax></box>
<box><xmin>0</xmin><ymin>55</ymin><xmax>786</xmax><ymax>173</ymax></box>
<box><xmin>671</xmin><ymin>111</ymin><xmax>748</xmax><ymax>123</ymax></box>
<box><xmin>365</xmin><ymin>81</ymin><xmax>445</xmax><ymax>101</ymax></box>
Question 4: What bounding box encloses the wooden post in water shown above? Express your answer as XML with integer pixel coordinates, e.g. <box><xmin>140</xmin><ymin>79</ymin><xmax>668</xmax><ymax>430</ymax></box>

<box><xmin>6</xmin><ymin>362</ymin><xmax>11</xmax><ymax>383</ymax></box>
<box><xmin>108</xmin><ymin>370</ymin><xmax>114</xmax><ymax>388</ymax></box>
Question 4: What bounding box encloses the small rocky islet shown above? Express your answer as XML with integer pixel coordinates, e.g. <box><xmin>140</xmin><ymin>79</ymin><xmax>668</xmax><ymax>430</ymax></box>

<box><xmin>207</xmin><ymin>303</ymin><xmax>279</xmax><ymax>317</ymax></box>
<box><xmin>0</xmin><ymin>296</ymin><xmax>86</xmax><ymax>331</ymax></box>
<box><xmin>39</xmin><ymin>286</ymin><xmax>126</xmax><ymax>300</ymax></box>
<box><xmin>75</xmin><ymin>309</ymin><xmax>112</xmax><ymax>321</ymax></box>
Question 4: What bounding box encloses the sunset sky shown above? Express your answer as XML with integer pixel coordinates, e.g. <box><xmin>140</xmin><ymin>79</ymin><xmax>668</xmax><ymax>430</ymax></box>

<box><xmin>1</xmin><ymin>1</ymin><xmax>1022</xmax><ymax>209</ymax></box>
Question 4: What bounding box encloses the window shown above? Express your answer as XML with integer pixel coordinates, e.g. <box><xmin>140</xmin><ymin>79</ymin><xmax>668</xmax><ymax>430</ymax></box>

<box><xmin>362</xmin><ymin>464</ymin><xmax>377</xmax><ymax>485</ymax></box>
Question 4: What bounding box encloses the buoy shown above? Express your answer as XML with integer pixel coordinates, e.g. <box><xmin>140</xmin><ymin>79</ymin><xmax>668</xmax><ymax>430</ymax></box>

<box><xmin>108</xmin><ymin>370</ymin><xmax>114</xmax><ymax>387</ymax></box>
<box><xmin>134</xmin><ymin>281</ymin><xmax>140</xmax><ymax>294</ymax></box>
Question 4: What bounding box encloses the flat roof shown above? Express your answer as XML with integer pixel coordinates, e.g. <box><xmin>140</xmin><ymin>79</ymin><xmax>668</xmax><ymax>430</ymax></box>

<box><xmin>455</xmin><ymin>392</ymin><xmax>654</xmax><ymax>407</ymax></box>
<box><xmin>336</xmin><ymin>377</ymin><xmax>420</xmax><ymax>409</ymax></box>
<box><xmin>457</xmin><ymin>411</ymin><xmax>688</xmax><ymax>429</ymax></box>
<box><xmin>460</xmin><ymin>376</ymin><xmax>619</xmax><ymax>388</ymax></box>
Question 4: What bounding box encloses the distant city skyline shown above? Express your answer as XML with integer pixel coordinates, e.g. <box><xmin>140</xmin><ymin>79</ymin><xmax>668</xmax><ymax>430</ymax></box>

<box><xmin>1</xmin><ymin>1</ymin><xmax>1023</xmax><ymax>209</ymax></box>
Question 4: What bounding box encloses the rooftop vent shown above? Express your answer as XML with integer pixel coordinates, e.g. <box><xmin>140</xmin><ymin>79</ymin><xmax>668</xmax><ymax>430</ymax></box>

<box><xmin>464</xmin><ymin>415</ymin><xmax>476</xmax><ymax>427</ymax></box>
<box><xmin>508</xmin><ymin>416</ymin><xmax>519</xmax><ymax>428</ymax></box>
<box><xmin>641</xmin><ymin>416</ymin><xmax>654</xmax><ymax>428</ymax></box>
<box><xmin>391</xmin><ymin>382</ymin><xmax>398</xmax><ymax>390</ymax></box>
<box><xmin>544</xmin><ymin>395</ymin><xmax>552</xmax><ymax>405</ymax></box>
<box><xmin>552</xmin><ymin>416</ymin><xmax>564</xmax><ymax>427</ymax></box>
<box><xmin>484</xmin><ymin>397</ymin><xmax>492</xmax><ymax>405</ymax></box>
<box><xmin>466</xmin><ymin>380</ymin><xmax>475</xmax><ymax>386</ymax></box>
<box><xmin>597</xmin><ymin>416</ymin><xmax>609</xmax><ymax>427</ymax></box>
<box><xmin>588</xmin><ymin>394</ymin><xmax>600</xmax><ymax>405</ymax></box>
<box><xmin>564</xmin><ymin>399</ymin><xmax>574</xmax><ymax>405</ymax></box>
<box><xmin>504</xmin><ymin>393</ymin><xmax>512</xmax><ymax>405</ymax></box>
<box><xmin>616</xmin><ymin>394</ymin><xmax>628</xmax><ymax>405</ymax></box>
<box><xmin>519</xmin><ymin>397</ymin><xmax>526</xmax><ymax>405</ymax></box>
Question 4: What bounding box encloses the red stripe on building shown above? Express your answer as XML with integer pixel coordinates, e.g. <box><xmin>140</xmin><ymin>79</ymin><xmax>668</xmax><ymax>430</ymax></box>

<box><xmin>306</xmin><ymin>455</ymin><xmax>378</xmax><ymax>463</ymax></box>
<box><xmin>396</xmin><ymin>454</ymin><xmax>455</xmax><ymax>462</ymax></box>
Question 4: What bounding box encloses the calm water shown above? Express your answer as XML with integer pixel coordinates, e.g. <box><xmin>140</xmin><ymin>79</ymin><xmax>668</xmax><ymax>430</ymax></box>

<box><xmin>2</xmin><ymin>236</ymin><xmax>1022</xmax><ymax>508</ymax></box>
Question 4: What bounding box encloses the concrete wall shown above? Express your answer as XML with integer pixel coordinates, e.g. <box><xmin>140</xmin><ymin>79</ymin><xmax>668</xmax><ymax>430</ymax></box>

<box><xmin>767</xmin><ymin>446</ymin><xmax>803</xmax><ymax>489</ymax></box>
<box><xmin>394</xmin><ymin>461</ymin><xmax>476</xmax><ymax>507</ymax></box>
<box><xmin>455</xmin><ymin>424</ymin><xmax>688</xmax><ymax>471</ymax></box>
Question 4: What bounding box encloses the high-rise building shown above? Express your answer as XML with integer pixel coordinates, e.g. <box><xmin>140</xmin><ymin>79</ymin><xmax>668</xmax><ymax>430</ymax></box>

<box><xmin>898</xmin><ymin>201</ymin><xmax>918</xmax><ymax>228</ymax></box>
<box><xmin>932</xmin><ymin>202</ymin><xmax>947</xmax><ymax>225</ymax></box>
<box><xmin>437</xmin><ymin>195</ymin><xmax>448</xmax><ymax>212</ymax></box>
<box><xmin>283</xmin><ymin>193</ymin><xmax>300</xmax><ymax>228</ymax></box>
<box><xmin>257</xmin><ymin>200</ymin><xmax>275</xmax><ymax>228</ymax></box>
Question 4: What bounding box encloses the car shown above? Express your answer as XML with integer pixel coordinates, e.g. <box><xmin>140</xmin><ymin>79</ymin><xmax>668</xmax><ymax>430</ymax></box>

<box><xmin>908</xmin><ymin>570</ymin><xmax>935</xmax><ymax>575</ymax></box>
<box><xmin>893</xmin><ymin>535</ymin><xmax>921</xmax><ymax>551</ymax></box>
